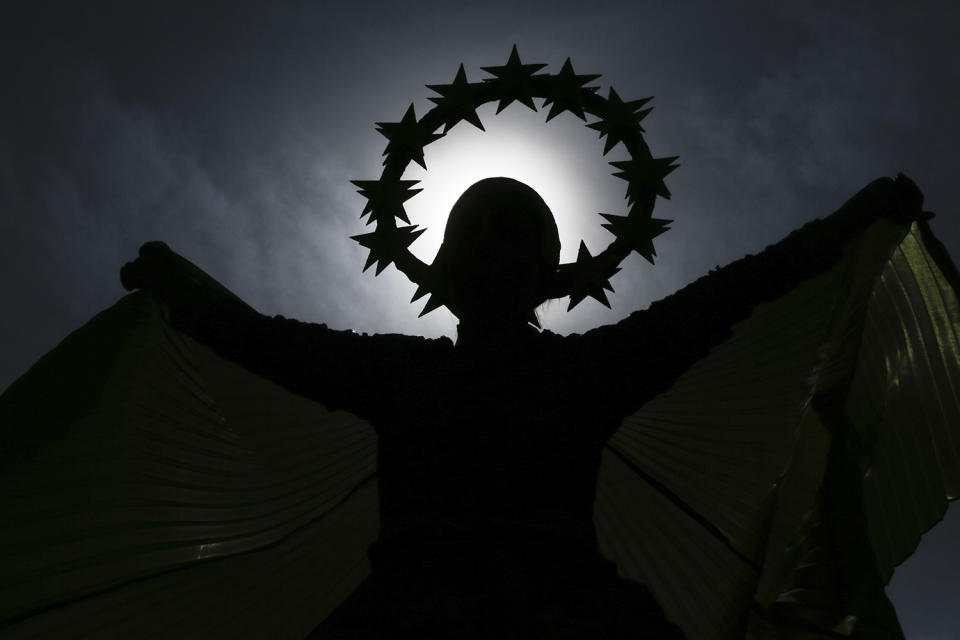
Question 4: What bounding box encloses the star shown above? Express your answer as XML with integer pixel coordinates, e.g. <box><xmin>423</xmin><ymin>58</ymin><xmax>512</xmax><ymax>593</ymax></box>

<box><xmin>376</xmin><ymin>104</ymin><xmax>443</xmax><ymax>169</ymax></box>
<box><xmin>418</xmin><ymin>293</ymin><xmax>446</xmax><ymax>317</ymax></box>
<box><xmin>410</xmin><ymin>282</ymin><xmax>430</xmax><ymax>302</ymax></box>
<box><xmin>609</xmin><ymin>155</ymin><xmax>680</xmax><ymax>202</ymax></box>
<box><xmin>599</xmin><ymin>209</ymin><xmax>672</xmax><ymax>264</ymax></box>
<box><xmin>351</xmin><ymin>178</ymin><xmax>422</xmax><ymax>225</ymax></box>
<box><xmin>480</xmin><ymin>44</ymin><xmax>548</xmax><ymax>113</ymax></box>
<box><xmin>427</xmin><ymin>64</ymin><xmax>485</xmax><ymax>133</ymax></box>
<box><xmin>542</xmin><ymin>58</ymin><xmax>600</xmax><ymax>122</ymax></box>
<box><xmin>351</xmin><ymin>224</ymin><xmax>425</xmax><ymax>275</ymax></box>
<box><xmin>586</xmin><ymin>88</ymin><xmax>653</xmax><ymax>155</ymax></box>
<box><xmin>409</xmin><ymin>276</ymin><xmax>454</xmax><ymax>317</ymax></box>
<box><xmin>564</xmin><ymin>241</ymin><xmax>620</xmax><ymax>310</ymax></box>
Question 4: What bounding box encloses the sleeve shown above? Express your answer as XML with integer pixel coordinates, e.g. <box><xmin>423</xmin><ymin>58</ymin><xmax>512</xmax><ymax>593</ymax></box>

<box><xmin>581</xmin><ymin>174</ymin><xmax>928</xmax><ymax>428</ymax></box>
<box><xmin>170</xmin><ymin>298</ymin><xmax>432</xmax><ymax>423</ymax></box>
<box><xmin>0</xmin><ymin>292</ymin><xmax>383</xmax><ymax>638</ymax></box>
<box><xmin>587</xmin><ymin>178</ymin><xmax>960</xmax><ymax>639</ymax></box>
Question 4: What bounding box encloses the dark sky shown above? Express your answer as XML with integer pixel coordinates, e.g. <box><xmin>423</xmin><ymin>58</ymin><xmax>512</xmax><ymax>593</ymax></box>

<box><xmin>2</xmin><ymin>1</ymin><xmax>958</xmax><ymax>636</ymax></box>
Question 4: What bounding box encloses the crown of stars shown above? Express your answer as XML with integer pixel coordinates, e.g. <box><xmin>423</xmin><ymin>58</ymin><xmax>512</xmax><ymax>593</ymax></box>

<box><xmin>351</xmin><ymin>178</ymin><xmax>422</xmax><ymax>225</ymax></box>
<box><xmin>542</xmin><ymin>58</ymin><xmax>600</xmax><ymax>122</ymax></box>
<box><xmin>564</xmin><ymin>241</ymin><xmax>620</xmax><ymax>310</ymax></box>
<box><xmin>610</xmin><ymin>155</ymin><xmax>681</xmax><ymax>202</ymax></box>
<box><xmin>586</xmin><ymin>88</ymin><xmax>653</xmax><ymax>155</ymax></box>
<box><xmin>352</xmin><ymin>46</ymin><xmax>678</xmax><ymax>318</ymax></box>
<box><xmin>375</xmin><ymin>104</ymin><xmax>443</xmax><ymax>170</ymax></box>
<box><xmin>480</xmin><ymin>44</ymin><xmax>548</xmax><ymax>113</ymax></box>
<box><xmin>599</xmin><ymin>208</ymin><xmax>672</xmax><ymax>264</ymax></box>
<box><xmin>351</xmin><ymin>224</ymin><xmax>425</xmax><ymax>275</ymax></box>
<box><xmin>427</xmin><ymin>64</ymin><xmax>485</xmax><ymax>132</ymax></box>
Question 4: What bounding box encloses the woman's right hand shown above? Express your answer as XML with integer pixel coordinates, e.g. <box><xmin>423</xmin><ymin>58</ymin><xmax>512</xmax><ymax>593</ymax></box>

<box><xmin>120</xmin><ymin>241</ymin><xmax>249</xmax><ymax>317</ymax></box>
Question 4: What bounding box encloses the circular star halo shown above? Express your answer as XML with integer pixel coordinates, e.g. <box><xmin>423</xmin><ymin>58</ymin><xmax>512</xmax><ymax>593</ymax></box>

<box><xmin>351</xmin><ymin>45</ymin><xmax>678</xmax><ymax>319</ymax></box>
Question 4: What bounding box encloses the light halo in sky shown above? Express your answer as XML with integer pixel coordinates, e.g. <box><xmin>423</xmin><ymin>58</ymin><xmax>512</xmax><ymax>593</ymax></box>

<box><xmin>400</xmin><ymin>104</ymin><xmax>629</xmax><ymax>267</ymax></box>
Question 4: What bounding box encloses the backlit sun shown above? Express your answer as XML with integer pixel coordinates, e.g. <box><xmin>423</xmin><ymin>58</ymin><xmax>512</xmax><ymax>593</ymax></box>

<box><xmin>401</xmin><ymin>104</ymin><xmax>626</xmax><ymax>266</ymax></box>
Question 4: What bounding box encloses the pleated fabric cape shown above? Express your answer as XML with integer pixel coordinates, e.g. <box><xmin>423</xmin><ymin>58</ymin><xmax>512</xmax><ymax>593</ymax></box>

<box><xmin>2</xmin><ymin>179</ymin><xmax>958</xmax><ymax>639</ymax></box>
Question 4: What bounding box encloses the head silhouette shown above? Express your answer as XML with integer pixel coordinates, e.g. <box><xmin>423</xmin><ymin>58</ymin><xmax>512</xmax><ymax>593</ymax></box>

<box><xmin>433</xmin><ymin>177</ymin><xmax>560</xmax><ymax>333</ymax></box>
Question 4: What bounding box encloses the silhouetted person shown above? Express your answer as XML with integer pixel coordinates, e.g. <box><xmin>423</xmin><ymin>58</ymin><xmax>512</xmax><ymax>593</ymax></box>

<box><xmin>121</xmin><ymin>176</ymin><xmax>925</xmax><ymax>638</ymax></box>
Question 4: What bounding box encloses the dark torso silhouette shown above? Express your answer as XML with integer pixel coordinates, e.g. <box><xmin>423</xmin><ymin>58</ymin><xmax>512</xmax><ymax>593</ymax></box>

<box><xmin>362</xmin><ymin>331</ymin><xmax>640</xmax><ymax>637</ymax></box>
<box><xmin>375</xmin><ymin>332</ymin><xmax>609</xmax><ymax>543</ymax></box>
<box><xmin>186</xmin><ymin>309</ymin><xmax>695</xmax><ymax>637</ymax></box>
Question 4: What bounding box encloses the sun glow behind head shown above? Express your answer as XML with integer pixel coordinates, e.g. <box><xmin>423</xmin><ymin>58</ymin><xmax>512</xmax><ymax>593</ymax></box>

<box><xmin>402</xmin><ymin>104</ymin><xmax>625</xmax><ymax>266</ymax></box>
<box><xmin>350</xmin><ymin>48</ymin><xmax>678</xmax><ymax>329</ymax></box>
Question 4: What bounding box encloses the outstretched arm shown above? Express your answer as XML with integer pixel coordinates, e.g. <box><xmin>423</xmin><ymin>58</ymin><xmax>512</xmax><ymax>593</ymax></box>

<box><xmin>120</xmin><ymin>242</ymin><xmax>436</xmax><ymax>421</ymax></box>
<box><xmin>579</xmin><ymin>173</ymin><xmax>928</xmax><ymax>426</ymax></box>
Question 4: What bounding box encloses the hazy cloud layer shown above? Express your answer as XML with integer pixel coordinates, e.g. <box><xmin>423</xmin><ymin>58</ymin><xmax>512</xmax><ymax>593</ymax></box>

<box><xmin>2</xmin><ymin>1</ymin><xmax>958</xmax><ymax>633</ymax></box>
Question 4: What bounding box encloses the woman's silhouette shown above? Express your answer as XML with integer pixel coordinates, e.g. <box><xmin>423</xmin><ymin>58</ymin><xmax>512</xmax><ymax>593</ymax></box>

<box><xmin>112</xmin><ymin>174</ymin><xmax>939</xmax><ymax>638</ymax></box>
<box><xmin>1</xmin><ymin>173</ymin><xmax>957</xmax><ymax>639</ymax></box>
